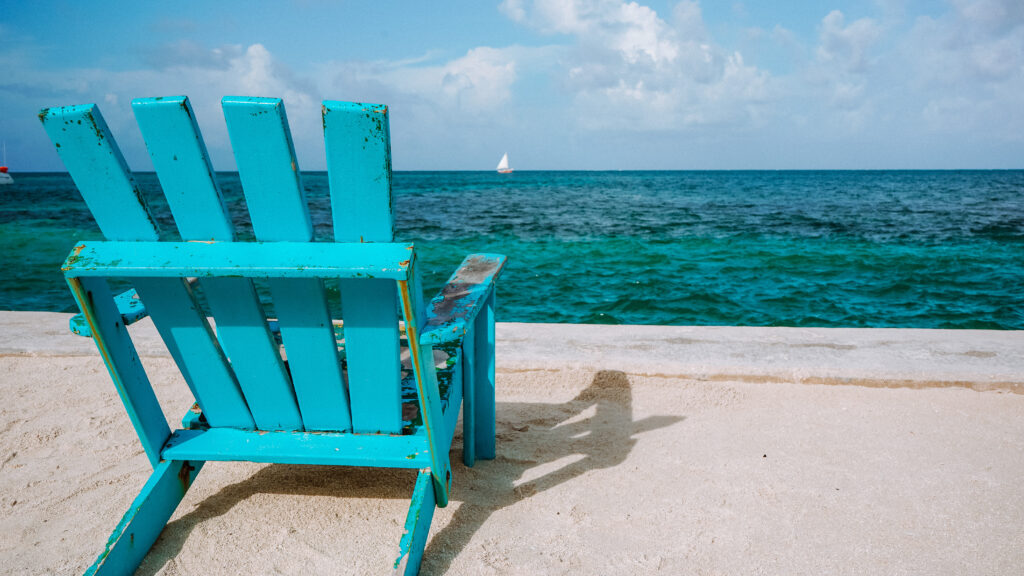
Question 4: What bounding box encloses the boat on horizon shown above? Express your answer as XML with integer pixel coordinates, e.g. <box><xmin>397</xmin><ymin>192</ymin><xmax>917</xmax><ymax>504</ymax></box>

<box><xmin>497</xmin><ymin>152</ymin><xmax>514</xmax><ymax>174</ymax></box>
<box><xmin>0</xmin><ymin>142</ymin><xmax>12</xmax><ymax>185</ymax></box>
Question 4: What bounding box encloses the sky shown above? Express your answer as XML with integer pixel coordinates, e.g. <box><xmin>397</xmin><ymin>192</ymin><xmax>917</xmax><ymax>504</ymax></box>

<box><xmin>1</xmin><ymin>0</ymin><xmax>1023</xmax><ymax>171</ymax></box>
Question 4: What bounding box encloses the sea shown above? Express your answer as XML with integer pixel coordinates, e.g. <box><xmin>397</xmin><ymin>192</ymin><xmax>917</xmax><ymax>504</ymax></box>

<box><xmin>2</xmin><ymin>170</ymin><xmax>1022</xmax><ymax>329</ymax></box>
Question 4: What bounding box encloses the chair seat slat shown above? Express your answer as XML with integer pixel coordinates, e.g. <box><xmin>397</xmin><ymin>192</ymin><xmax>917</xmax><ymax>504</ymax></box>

<box><xmin>161</xmin><ymin>427</ymin><xmax>430</xmax><ymax>467</ymax></box>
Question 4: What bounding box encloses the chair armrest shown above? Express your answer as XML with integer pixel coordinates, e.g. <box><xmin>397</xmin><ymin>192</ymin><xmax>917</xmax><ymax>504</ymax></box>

<box><xmin>420</xmin><ymin>253</ymin><xmax>507</xmax><ymax>346</ymax></box>
<box><xmin>69</xmin><ymin>288</ymin><xmax>149</xmax><ymax>337</ymax></box>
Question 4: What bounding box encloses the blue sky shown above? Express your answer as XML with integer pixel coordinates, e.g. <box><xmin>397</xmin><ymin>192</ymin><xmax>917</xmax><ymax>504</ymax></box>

<box><xmin>2</xmin><ymin>0</ymin><xmax>1022</xmax><ymax>170</ymax></box>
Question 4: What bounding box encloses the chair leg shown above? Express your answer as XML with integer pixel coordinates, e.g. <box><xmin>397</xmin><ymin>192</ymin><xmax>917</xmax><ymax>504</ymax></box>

<box><xmin>461</xmin><ymin>333</ymin><xmax>476</xmax><ymax>467</ymax></box>
<box><xmin>85</xmin><ymin>459</ymin><xmax>203</xmax><ymax>576</ymax></box>
<box><xmin>472</xmin><ymin>291</ymin><xmax>496</xmax><ymax>460</ymax></box>
<box><xmin>394</xmin><ymin>470</ymin><xmax>436</xmax><ymax>576</ymax></box>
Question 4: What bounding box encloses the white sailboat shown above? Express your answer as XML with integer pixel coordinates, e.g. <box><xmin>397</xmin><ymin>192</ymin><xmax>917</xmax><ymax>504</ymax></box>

<box><xmin>0</xmin><ymin>142</ymin><xmax>12</xmax><ymax>185</ymax></box>
<box><xmin>496</xmin><ymin>152</ymin><xmax>513</xmax><ymax>174</ymax></box>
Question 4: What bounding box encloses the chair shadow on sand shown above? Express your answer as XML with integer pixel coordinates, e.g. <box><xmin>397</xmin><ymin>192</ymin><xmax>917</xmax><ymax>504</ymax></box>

<box><xmin>136</xmin><ymin>370</ymin><xmax>683</xmax><ymax>575</ymax></box>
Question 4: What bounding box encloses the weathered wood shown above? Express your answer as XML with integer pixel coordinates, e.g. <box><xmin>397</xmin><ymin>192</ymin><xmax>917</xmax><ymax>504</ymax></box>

<box><xmin>420</xmin><ymin>253</ymin><xmax>507</xmax><ymax>345</ymax></box>
<box><xmin>181</xmin><ymin>406</ymin><xmax>206</xmax><ymax>430</ymax></box>
<box><xmin>324</xmin><ymin>100</ymin><xmax>403</xmax><ymax>433</ymax></box>
<box><xmin>63</xmin><ymin>241</ymin><xmax>414</xmax><ymax>279</ymax></box>
<box><xmin>394</xmin><ymin>470</ymin><xmax>436</xmax><ymax>576</ymax></box>
<box><xmin>224</xmin><ymin>96</ymin><xmax>352</xmax><ymax>431</ymax></box>
<box><xmin>221</xmin><ymin>97</ymin><xmax>312</xmax><ymax>239</ymax></box>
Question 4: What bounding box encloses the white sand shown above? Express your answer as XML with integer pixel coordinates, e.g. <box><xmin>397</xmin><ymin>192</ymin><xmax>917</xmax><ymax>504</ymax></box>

<box><xmin>1</xmin><ymin>311</ymin><xmax>1022</xmax><ymax>574</ymax></box>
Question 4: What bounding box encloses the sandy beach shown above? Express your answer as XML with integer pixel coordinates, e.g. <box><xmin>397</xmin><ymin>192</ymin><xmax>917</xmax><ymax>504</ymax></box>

<box><xmin>1</xmin><ymin>311</ymin><xmax>1022</xmax><ymax>574</ymax></box>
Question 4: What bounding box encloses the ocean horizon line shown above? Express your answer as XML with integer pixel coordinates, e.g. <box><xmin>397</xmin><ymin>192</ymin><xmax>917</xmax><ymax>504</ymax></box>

<box><xmin>7</xmin><ymin>168</ymin><xmax>1024</xmax><ymax>175</ymax></box>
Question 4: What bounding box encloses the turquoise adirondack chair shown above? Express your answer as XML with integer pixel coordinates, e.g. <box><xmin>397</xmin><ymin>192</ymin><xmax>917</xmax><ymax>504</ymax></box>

<box><xmin>39</xmin><ymin>96</ymin><xmax>505</xmax><ymax>575</ymax></box>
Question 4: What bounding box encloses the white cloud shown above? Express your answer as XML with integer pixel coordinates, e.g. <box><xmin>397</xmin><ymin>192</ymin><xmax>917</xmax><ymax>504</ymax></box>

<box><xmin>4</xmin><ymin>43</ymin><xmax>319</xmax><ymax>170</ymax></box>
<box><xmin>910</xmin><ymin>2</ymin><xmax>1024</xmax><ymax>84</ymax></box>
<box><xmin>379</xmin><ymin>46</ymin><xmax>519</xmax><ymax>114</ymax></box>
<box><xmin>896</xmin><ymin>1</ymin><xmax>1024</xmax><ymax>138</ymax></box>
<box><xmin>231</xmin><ymin>44</ymin><xmax>314</xmax><ymax>108</ymax></box>
<box><xmin>817</xmin><ymin>10</ymin><xmax>882</xmax><ymax>74</ymax></box>
<box><xmin>316</xmin><ymin>45</ymin><xmax>524</xmax><ymax>115</ymax></box>
<box><xmin>673</xmin><ymin>0</ymin><xmax>710</xmax><ymax>42</ymax></box>
<box><xmin>507</xmin><ymin>0</ymin><xmax>680</xmax><ymax>64</ymax></box>
<box><xmin>922</xmin><ymin>96</ymin><xmax>976</xmax><ymax>131</ymax></box>
<box><xmin>143</xmin><ymin>40</ymin><xmax>243</xmax><ymax>70</ymax></box>
<box><xmin>788</xmin><ymin>10</ymin><xmax>884</xmax><ymax>128</ymax></box>
<box><xmin>499</xmin><ymin>0</ymin><xmax>528</xmax><ymax>23</ymax></box>
<box><xmin>950</xmin><ymin>0</ymin><xmax>1024</xmax><ymax>34</ymax></box>
<box><xmin>503</xmin><ymin>0</ymin><xmax>770</xmax><ymax>131</ymax></box>
<box><xmin>440</xmin><ymin>48</ymin><xmax>518</xmax><ymax>111</ymax></box>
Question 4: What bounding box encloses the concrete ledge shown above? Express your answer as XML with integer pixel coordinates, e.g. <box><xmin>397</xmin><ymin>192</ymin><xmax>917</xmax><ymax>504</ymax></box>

<box><xmin>496</xmin><ymin>322</ymin><xmax>1024</xmax><ymax>392</ymax></box>
<box><xmin>6</xmin><ymin>312</ymin><xmax>1021</xmax><ymax>391</ymax></box>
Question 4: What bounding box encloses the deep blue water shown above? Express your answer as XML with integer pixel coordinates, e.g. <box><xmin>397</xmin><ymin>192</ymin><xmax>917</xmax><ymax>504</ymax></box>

<box><xmin>1</xmin><ymin>170</ymin><xmax>1022</xmax><ymax>329</ymax></box>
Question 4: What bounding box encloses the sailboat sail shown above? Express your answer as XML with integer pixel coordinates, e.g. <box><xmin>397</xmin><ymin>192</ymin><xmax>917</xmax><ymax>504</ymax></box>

<box><xmin>496</xmin><ymin>152</ymin><xmax>513</xmax><ymax>173</ymax></box>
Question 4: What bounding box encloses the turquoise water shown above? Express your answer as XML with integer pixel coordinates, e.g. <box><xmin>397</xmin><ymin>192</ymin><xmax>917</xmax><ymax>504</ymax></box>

<box><xmin>1</xmin><ymin>170</ymin><xmax>1022</xmax><ymax>329</ymax></box>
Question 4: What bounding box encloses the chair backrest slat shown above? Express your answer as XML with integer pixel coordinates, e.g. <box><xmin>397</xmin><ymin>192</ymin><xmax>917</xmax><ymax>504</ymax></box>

<box><xmin>221</xmin><ymin>96</ymin><xmax>312</xmax><ymax>241</ymax></box>
<box><xmin>38</xmin><ymin>104</ymin><xmax>160</xmax><ymax>241</ymax></box>
<box><xmin>324</xmin><ymin>101</ymin><xmax>402</xmax><ymax>433</ymax></box>
<box><xmin>41</xmin><ymin>104</ymin><xmax>255</xmax><ymax>430</ymax></box>
<box><xmin>130</xmin><ymin>276</ymin><xmax>256</xmax><ymax>428</ymax></box>
<box><xmin>131</xmin><ymin>97</ymin><xmax>234</xmax><ymax>240</ymax></box>
<box><xmin>222</xmin><ymin>97</ymin><xmax>352</xmax><ymax>432</ymax></box>
<box><xmin>133</xmin><ymin>96</ymin><xmax>301</xmax><ymax>431</ymax></box>
<box><xmin>324</xmin><ymin>101</ymin><xmax>394</xmax><ymax>242</ymax></box>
